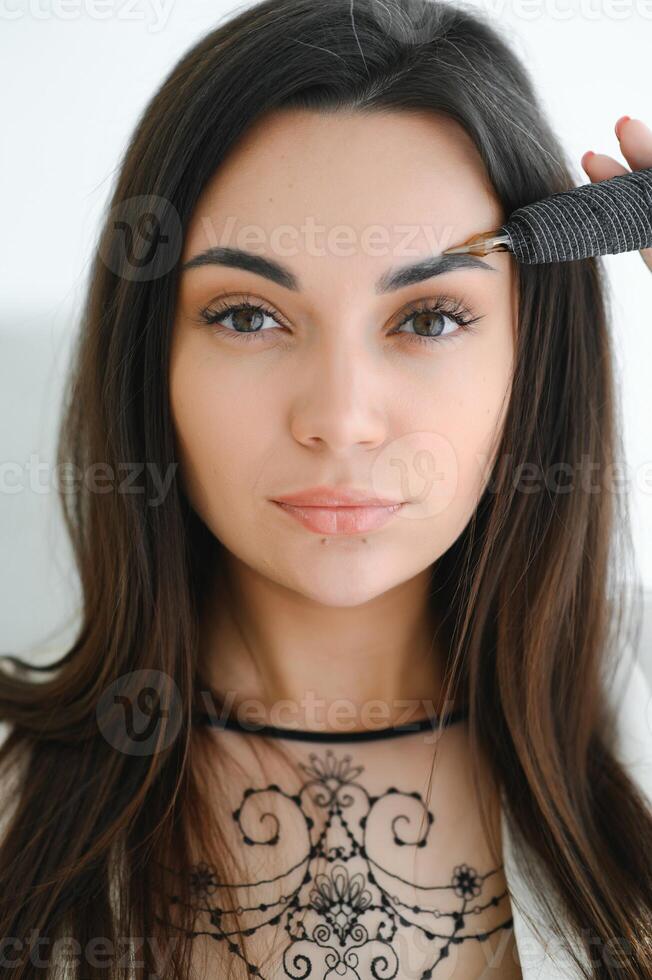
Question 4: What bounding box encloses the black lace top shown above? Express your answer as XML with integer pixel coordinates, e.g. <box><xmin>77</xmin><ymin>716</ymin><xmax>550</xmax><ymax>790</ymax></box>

<box><xmin>153</xmin><ymin>702</ymin><xmax>518</xmax><ymax>979</ymax></box>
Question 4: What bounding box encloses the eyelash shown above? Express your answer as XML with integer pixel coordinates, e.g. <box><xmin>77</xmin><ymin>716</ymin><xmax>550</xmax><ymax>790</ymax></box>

<box><xmin>196</xmin><ymin>292</ymin><xmax>483</xmax><ymax>348</ymax></box>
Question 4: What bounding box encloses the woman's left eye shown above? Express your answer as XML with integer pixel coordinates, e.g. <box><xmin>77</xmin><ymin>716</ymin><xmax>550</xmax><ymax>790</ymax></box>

<box><xmin>196</xmin><ymin>295</ymin><xmax>483</xmax><ymax>346</ymax></box>
<box><xmin>391</xmin><ymin>299</ymin><xmax>483</xmax><ymax>345</ymax></box>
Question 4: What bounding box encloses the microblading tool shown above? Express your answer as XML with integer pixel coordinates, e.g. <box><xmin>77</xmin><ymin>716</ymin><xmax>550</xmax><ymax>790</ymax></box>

<box><xmin>443</xmin><ymin>166</ymin><xmax>652</xmax><ymax>263</ymax></box>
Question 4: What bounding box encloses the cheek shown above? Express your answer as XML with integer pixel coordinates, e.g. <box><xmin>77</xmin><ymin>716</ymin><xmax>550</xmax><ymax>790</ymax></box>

<box><xmin>405</xmin><ymin>339</ymin><xmax>512</xmax><ymax>534</ymax></box>
<box><xmin>169</xmin><ymin>347</ymin><xmax>271</xmax><ymax>525</ymax></box>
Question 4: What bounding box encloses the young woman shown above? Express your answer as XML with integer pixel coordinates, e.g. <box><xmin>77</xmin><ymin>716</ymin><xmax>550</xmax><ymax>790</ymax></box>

<box><xmin>1</xmin><ymin>1</ymin><xmax>651</xmax><ymax>977</ymax></box>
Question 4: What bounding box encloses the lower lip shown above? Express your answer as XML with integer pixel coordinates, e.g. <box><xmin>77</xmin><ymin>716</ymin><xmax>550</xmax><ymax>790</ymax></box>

<box><xmin>272</xmin><ymin>501</ymin><xmax>404</xmax><ymax>535</ymax></box>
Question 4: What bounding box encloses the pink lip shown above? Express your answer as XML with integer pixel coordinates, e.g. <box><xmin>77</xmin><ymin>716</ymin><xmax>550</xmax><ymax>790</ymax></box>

<box><xmin>272</xmin><ymin>501</ymin><xmax>404</xmax><ymax>535</ymax></box>
<box><xmin>273</xmin><ymin>486</ymin><xmax>403</xmax><ymax>507</ymax></box>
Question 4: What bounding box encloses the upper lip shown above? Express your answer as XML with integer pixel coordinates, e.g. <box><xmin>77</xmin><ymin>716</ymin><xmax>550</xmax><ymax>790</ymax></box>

<box><xmin>272</xmin><ymin>486</ymin><xmax>404</xmax><ymax>507</ymax></box>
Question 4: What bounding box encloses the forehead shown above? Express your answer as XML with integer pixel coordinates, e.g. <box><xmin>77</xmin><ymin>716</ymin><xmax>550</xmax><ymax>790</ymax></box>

<box><xmin>182</xmin><ymin>108</ymin><xmax>504</xmax><ymax>274</ymax></box>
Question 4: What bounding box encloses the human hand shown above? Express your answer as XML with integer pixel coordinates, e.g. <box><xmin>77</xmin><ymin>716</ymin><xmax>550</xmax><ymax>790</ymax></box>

<box><xmin>581</xmin><ymin>116</ymin><xmax>652</xmax><ymax>273</ymax></box>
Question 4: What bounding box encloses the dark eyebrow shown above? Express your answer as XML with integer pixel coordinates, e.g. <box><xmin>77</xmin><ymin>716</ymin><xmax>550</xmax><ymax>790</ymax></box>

<box><xmin>180</xmin><ymin>246</ymin><xmax>497</xmax><ymax>293</ymax></box>
<box><xmin>375</xmin><ymin>252</ymin><xmax>497</xmax><ymax>292</ymax></box>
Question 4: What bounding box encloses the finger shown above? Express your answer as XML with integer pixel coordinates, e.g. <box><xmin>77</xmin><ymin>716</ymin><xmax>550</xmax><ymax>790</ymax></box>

<box><xmin>615</xmin><ymin>116</ymin><xmax>652</xmax><ymax>170</ymax></box>
<box><xmin>580</xmin><ymin>150</ymin><xmax>628</xmax><ymax>183</ymax></box>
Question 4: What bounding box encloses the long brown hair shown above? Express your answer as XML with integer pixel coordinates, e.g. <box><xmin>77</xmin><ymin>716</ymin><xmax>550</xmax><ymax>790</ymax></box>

<box><xmin>1</xmin><ymin>0</ymin><xmax>651</xmax><ymax>976</ymax></box>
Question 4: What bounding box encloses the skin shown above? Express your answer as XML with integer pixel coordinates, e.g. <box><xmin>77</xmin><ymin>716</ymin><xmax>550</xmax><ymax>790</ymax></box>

<box><xmin>168</xmin><ymin>107</ymin><xmax>520</xmax><ymax>731</ymax></box>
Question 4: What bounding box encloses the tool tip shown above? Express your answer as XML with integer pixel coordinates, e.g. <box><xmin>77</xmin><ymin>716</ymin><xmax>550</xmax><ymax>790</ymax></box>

<box><xmin>442</xmin><ymin>245</ymin><xmax>472</xmax><ymax>255</ymax></box>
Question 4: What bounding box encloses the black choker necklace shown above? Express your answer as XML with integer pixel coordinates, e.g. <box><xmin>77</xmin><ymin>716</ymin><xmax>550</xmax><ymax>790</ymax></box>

<box><xmin>193</xmin><ymin>701</ymin><xmax>469</xmax><ymax>743</ymax></box>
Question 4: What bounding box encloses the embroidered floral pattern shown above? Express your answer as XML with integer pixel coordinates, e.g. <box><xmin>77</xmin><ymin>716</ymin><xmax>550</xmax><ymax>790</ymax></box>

<box><xmin>188</xmin><ymin>861</ymin><xmax>220</xmax><ymax>899</ymax></box>
<box><xmin>310</xmin><ymin>864</ymin><xmax>373</xmax><ymax>943</ymax></box>
<box><xmin>159</xmin><ymin>748</ymin><xmax>513</xmax><ymax>978</ymax></box>
<box><xmin>451</xmin><ymin>863</ymin><xmax>482</xmax><ymax>899</ymax></box>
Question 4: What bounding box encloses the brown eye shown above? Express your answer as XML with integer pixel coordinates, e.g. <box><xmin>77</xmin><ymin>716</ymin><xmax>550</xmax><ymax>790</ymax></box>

<box><xmin>392</xmin><ymin>298</ymin><xmax>483</xmax><ymax>346</ymax></box>
<box><xmin>411</xmin><ymin>310</ymin><xmax>449</xmax><ymax>337</ymax></box>
<box><xmin>227</xmin><ymin>307</ymin><xmax>266</xmax><ymax>333</ymax></box>
<box><xmin>198</xmin><ymin>298</ymin><xmax>284</xmax><ymax>343</ymax></box>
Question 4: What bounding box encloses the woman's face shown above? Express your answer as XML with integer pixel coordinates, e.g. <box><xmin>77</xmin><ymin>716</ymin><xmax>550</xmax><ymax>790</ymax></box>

<box><xmin>169</xmin><ymin>108</ymin><xmax>517</xmax><ymax>607</ymax></box>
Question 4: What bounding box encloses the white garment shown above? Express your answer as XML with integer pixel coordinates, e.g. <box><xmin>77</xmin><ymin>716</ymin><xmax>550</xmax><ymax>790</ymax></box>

<box><xmin>500</xmin><ymin>642</ymin><xmax>652</xmax><ymax>978</ymax></box>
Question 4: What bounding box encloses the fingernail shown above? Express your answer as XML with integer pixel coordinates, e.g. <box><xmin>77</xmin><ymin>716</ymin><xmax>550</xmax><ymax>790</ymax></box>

<box><xmin>615</xmin><ymin>115</ymin><xmax>631</xmax><ymax>138</ymax></box>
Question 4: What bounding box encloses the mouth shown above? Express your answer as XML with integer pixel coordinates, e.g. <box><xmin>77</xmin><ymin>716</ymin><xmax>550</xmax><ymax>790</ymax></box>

<box><xmin>271</xmin><ymin>501</ymin><xmax>404</xmax><ymax>535</ymax></box>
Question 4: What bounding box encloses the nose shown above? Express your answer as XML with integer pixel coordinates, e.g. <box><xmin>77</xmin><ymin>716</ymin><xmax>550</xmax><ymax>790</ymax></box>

<box><xmin>288</xmin><ymin>336</ymin><xmax>388</xmax><ymax>456</ymax></box>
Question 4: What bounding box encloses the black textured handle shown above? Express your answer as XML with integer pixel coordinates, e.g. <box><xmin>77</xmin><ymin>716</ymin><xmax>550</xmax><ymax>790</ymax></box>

<box><xmin>499</xmin><ymin>166</ymin><xmax>652</xmax><ymax>264</ymax></box>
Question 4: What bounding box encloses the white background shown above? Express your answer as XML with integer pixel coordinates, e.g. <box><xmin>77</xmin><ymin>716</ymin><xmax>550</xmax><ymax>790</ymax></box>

<box><xmin>1</xmin><ymin>0</ymin><xmax>651</xmax><ymax>678</ymax></box>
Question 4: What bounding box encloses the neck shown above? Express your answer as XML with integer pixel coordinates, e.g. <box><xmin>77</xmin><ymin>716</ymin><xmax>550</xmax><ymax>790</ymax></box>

<box><xmin>197</xmin><ymin>555</ymin><xmax>458</xmax><ymax>735</ymax></box>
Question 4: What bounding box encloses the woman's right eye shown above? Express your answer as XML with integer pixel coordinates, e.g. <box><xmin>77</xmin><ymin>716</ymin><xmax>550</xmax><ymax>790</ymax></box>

<box><xmin>199</xmin><ymin>300</ymin><xmax>284</xmax><ymax>343</ymax></box>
